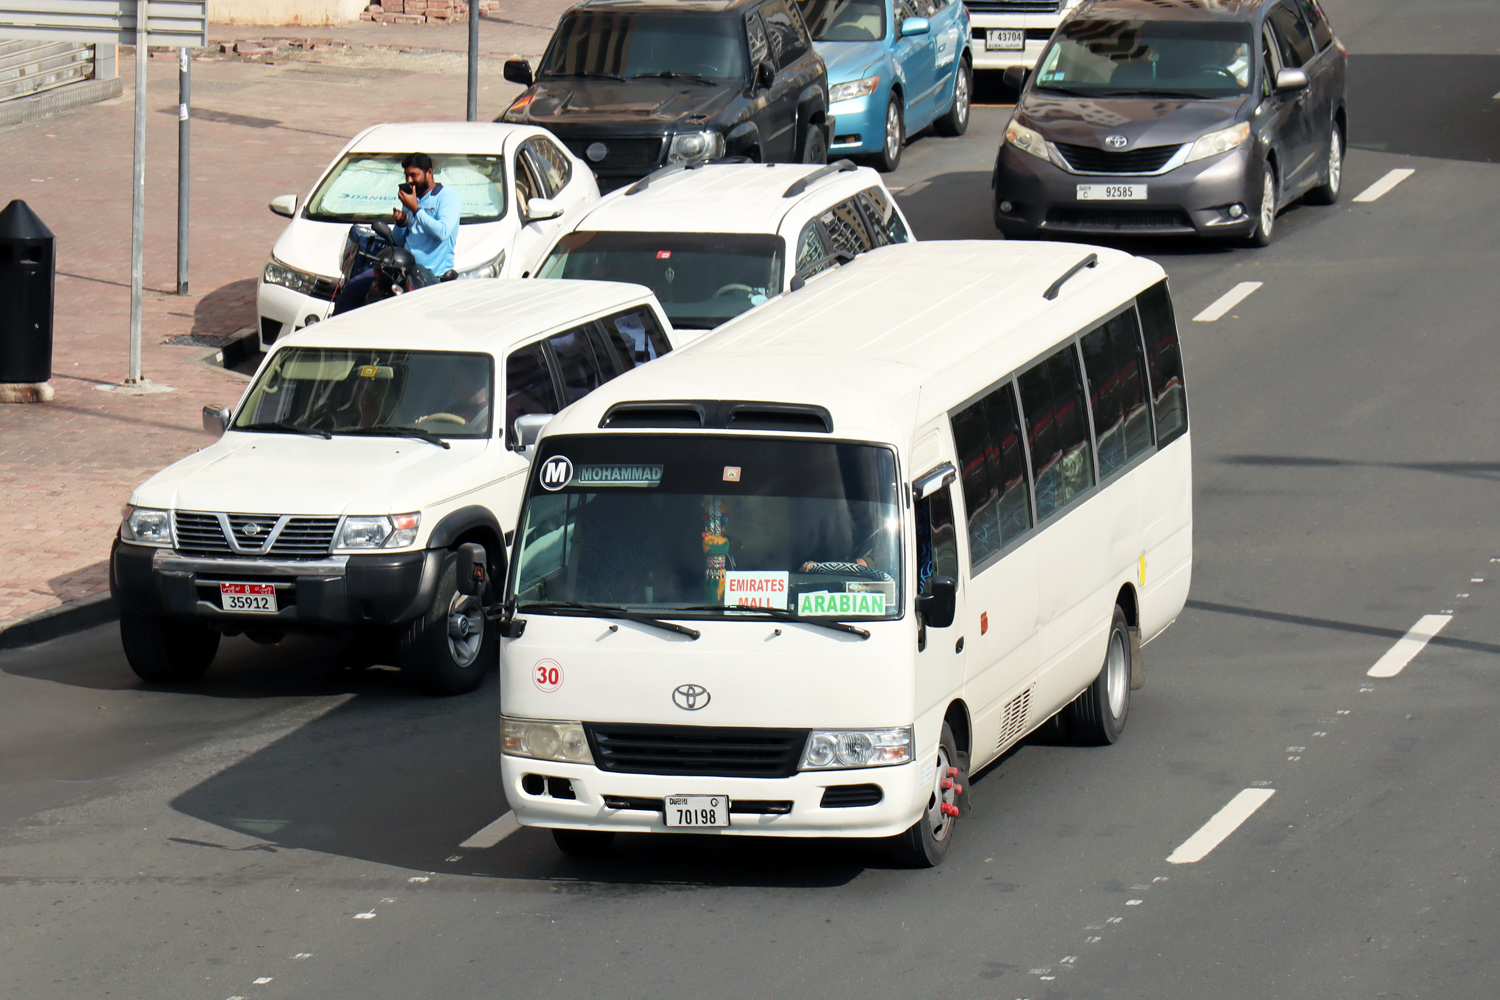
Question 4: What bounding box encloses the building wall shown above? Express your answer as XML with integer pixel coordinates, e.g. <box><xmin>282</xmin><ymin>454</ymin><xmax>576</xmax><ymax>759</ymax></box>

<box><xmin>207</xmin><ymin>0</ymin><xmax>368</xmax><ymax>26</ymax></box>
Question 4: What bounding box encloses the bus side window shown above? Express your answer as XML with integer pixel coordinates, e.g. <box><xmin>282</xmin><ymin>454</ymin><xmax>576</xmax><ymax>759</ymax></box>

<box><xmin>915</xmin><ymin>483</ymin><xmax>958</xmax><ymax>597</ymax></box>
<box><xmin>1018</xmin><ymin>343</ymin><xmax>1095</xmax><ymax>522</ymax></box>
<box><xmin>1081</xmin><ymin>306</ymin><xmax>1152</xmax><ymax>481</ymax></box>
<box><xmin>951</xmin><ymin>382</ymin><xmax>1031</xmax><ymax>573</ymax></box>
<box><xmin>1136</xmin><ymin>280</ymin><xmax>1189</xmax><ymax>446</ymax></box>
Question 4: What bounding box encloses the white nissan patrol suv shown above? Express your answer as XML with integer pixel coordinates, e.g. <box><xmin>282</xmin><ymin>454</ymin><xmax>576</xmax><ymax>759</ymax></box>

<box><xmin>111</xmin><ymin>278</ymin><xmax>677</xmax><ymax>695</ymax></box>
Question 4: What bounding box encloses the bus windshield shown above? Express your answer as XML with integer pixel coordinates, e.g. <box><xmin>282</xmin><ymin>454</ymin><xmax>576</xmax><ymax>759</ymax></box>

<box><xmin>512</xmin><ymin>435</ymin><xmax>904</xmax><ymax>620</ymax></box>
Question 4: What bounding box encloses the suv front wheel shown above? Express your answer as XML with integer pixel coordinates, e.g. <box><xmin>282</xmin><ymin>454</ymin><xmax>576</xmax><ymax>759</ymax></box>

<box><xmin>400</xmin><ymin>549</ymin><xmax>494</xmax><ymax>695</ymax></box>
<box><xmin>120</xmin><ymin>611</ymin><xmax>220</xmax><ymax>683</ymax></box>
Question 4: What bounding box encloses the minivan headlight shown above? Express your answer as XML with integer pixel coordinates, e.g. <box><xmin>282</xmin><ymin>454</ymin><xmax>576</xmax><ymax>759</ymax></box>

<box><xmin>667</xmin><ymin>130</ymin><xmax>726</xmax><ymax>164</ymax></box>
<box><xmin>336</xmin><ymin>513</ymin><xmax>420</xmax><ymax>549</ymax></box>
<box><xmin>458</xmin><ymin>249</ymin><xmax>506</xmax><ymax>280</ymax></box>
<box><xmin>1184</xmin><ymin>122</ymin><xmax>1251</xmax><ymax>164</ymax></box>
<box><xmin>1003</xmin><ymin>120</ymin><xmax>1052</xmax><ymax>163</ymax></box>
<box><xmin>830</xmin><ymin>75</ymin><xmax>880</xmax><ymax>103</ymax></box>
<box><xmin>799</xmin><ymin>726</ymin><xmax>913</xmax><ymax>770</ymax></box>
<box><xmin>502</xmin><ymin>717</ymin><xmax>594</xmax><ymax>764</ymax></box>
<box><xmin>119</xmin><ymin>505</ymin><xmax>172</xmax><ymax>546</ymax></box>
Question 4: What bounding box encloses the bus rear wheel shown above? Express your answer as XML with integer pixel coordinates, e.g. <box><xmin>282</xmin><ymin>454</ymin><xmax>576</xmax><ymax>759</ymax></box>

<box><xmin>1063</xmin><ymin>605</ymin><xmax>1131</xmax><ymax>745</ymax></box>
<box><xmin>889</xmin><ymin>721</ymin><xmax>962</xmax><ymax>867</ymax></box>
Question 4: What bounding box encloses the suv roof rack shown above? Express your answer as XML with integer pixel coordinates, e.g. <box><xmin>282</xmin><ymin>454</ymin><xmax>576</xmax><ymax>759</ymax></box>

<box><xmin>624</xmin><ymin>155</ymin><xmax>755</xmax><ymax>196</ymax></box>
<box><xmin>782</xmin><ymin>159</ymin><xmax>857</xmax><ymax>198</ymax></box>
<box><xmin>600</xmin><ymin>399</ymin><xmax>834</xmax><ymax>433</ymax></box>
<box><xmin>1043</xmin><ymin>252</ymin><xmax>1098</xmax><ymax>301</ymax></box>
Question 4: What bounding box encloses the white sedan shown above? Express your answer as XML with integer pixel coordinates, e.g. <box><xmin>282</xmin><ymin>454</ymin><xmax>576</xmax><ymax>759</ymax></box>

<box><xmin>256</xmin><ymin>121</ymin><xmax>599</xmax><ymax>350</ymax></box>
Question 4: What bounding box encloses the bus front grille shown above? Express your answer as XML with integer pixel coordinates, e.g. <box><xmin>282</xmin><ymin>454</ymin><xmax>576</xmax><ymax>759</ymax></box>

<box><xmin>586</xmin><ymin>723</ymin><xmax>808</xmax><ymax>778</ymax></box>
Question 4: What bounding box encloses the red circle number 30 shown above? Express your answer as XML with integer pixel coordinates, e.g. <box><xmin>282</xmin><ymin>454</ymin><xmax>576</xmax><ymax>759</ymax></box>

<box><xmin>533</xmin><ymin>658</ymin><xmax>563</xmax><ymax>692</ymax></box>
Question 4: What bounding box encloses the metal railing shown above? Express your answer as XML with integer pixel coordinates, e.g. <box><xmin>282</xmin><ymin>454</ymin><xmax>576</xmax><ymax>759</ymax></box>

<box><xmin>0</xmin><ymin>39</ymin><xmax>94</xmax><ymax>103</ymax></box>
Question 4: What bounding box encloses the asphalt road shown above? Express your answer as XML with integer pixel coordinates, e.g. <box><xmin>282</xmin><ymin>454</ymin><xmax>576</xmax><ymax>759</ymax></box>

<box><xmin>3</xmin><ymin>2</ymin><xmax>1498</xmax><ymax>997</ymax></box>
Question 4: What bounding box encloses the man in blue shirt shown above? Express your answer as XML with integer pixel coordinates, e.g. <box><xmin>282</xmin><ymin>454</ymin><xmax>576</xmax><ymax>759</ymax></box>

<box><xmin>333</xmin><ymin>152</ymin><xmax>461</xmax><ymax>313</ymax></box>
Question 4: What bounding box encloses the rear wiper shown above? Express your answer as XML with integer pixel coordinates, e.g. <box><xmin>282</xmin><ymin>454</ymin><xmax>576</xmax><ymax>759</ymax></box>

<box><xmin>334</xmin><ymin>426</ymin><xmax>451</xmax><ymax>450</ymax></box>
<box><xmin>519</xmin><ymin>601</ymin><xmax>700</xmax><ymax>639</ymax></box>
<box><xmin>679</xmin><ymin>604</ymin><xmax>871</xmax><ymax>639</ymax></box>
<box><xmin>542</xmin><ymin>70</ymin><xmax>626</xmax><ymax>82</ymax></box>
<box><xmin>632</xmin><ymin>71</ymin><xmax>719</xmax><ymax>86</ymax></box>
<box><xmin>237</xmin><ymin>421</ymin><xmax>332</xmax><ymax>439</ymax></box>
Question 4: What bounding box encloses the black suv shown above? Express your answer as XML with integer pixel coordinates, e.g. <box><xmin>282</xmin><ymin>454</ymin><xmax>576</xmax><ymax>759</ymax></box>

<box><xmin>501</xmin><ymin>0</ymin><xmax>831</xmax><ymax>189</ymax></box>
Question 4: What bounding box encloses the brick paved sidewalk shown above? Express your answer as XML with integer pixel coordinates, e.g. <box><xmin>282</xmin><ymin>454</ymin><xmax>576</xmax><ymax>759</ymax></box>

<box><xmin>0</xmin><ymin>8</ymin><xmax>563</xmax><ymax>633</ymax></box>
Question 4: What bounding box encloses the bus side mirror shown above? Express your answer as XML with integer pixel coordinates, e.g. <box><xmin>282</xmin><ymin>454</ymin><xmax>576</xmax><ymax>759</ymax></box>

<box><xmin>917</xmin><ymin>576</ymin><xmax>956</xmax><ymax>629</ymax></box>
<box><xmin>456</xmin><ymin>542</ymin><xmax>488</xmax><ymax>597</ymax></box>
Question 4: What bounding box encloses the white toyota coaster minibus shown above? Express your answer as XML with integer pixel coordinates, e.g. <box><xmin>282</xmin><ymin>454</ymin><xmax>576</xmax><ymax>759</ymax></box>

<box><xmin>492</xmin><ymin>240</ymin><xmax>1192</xmax><ymax>865</ymax></box>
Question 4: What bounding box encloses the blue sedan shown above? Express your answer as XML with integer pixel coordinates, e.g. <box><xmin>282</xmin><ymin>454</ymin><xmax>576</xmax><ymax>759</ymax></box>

<box><xmin>798</xmin><ymin>0</ymin><xmax>972</xmax><ymax>171</ymax></box>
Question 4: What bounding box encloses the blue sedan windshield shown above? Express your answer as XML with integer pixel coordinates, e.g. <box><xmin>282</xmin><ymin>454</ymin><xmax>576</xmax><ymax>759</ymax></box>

<box><xmin>798</xmin><ymin>0</ymin><xmax>887</xmax><ymax>42</ymax></box>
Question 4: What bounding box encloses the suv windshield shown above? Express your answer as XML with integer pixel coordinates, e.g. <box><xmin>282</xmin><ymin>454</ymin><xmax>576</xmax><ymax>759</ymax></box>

<box><xmin>797</xmin><ymin>0</ymin><xmax>886</xmax><ymax>42</ymax></box>
<box><xmin>235</xmin><ymin>347</ymin><xmax>494</xmax><ymax>440</ymax></box>
<box><xmin>304</xmin><ymin>153</ymin><xmax>508</xmax><ymax>223</ymax></box>
<box><xmin>513</xmin><ymin>435</ymin><xmax>904</xmax><ymax>621</ymax></box>
<box><xmin>1036</xmin><ymin>19</ymin><xmax>1254</xmax><ymax>97</ymax></box>
<box><xmin>537</xmin><ymin>231</ymin><xmax>784</xmax><ymax>330</ymax></box>
<box><xmin>539</xmin><ymin>13</ymin><xmax>748</xmax><ymax>82</ymax></box>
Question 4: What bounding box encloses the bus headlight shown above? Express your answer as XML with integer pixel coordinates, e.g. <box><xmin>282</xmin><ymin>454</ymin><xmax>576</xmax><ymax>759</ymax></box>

<box><xmin>502</xmin><ymin>717</ymin><xmax>594</xmax><ymax>765</ymax></box>
<box><xmin>799</xmin><ymin>725</ymin><xmax>912</xmax><ymax>770</ymax></box>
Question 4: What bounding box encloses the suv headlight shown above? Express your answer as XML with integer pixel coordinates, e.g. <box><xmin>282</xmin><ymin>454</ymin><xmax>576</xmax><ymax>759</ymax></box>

<box><xmin>1184</xmin><ymin>122</ymin><xmax>1251</xmax><ymax>164</ymax></box>
<box><xmin>1003</xmin><ymin>120</ymin><xmax>1052</xmax><ymax>163</ymax></box>
<box><xmin>336</xmin><ymin>513</ymin><xmax>420</xmax><ymax>549</ymax></box>
<box><xmin>502</xmin><ymin>717</ymin><xmax>594</xmax><ymax>764</ymax></box>
<box><xmin>830</xmin><ymin>75</ymin><xmax>880</xmax><ymax>103</ymax></box>
<box><xmin>262</xmin><ymin>255</ymin><xmax>329</xmax><ymax>296</ymax></box>
<box><xmin>799</xmin><ymin>726</ymin><xmax>913</xmax><ymax>770</ymax></box>
<box><xmin>119</xmin><ymin>505</ymin><xmax>172</xmax><ymax>546</ymax></box>
<box><xmin>457</xmin><ymin>249</ymin><xmax>506</xmax><ymax>280</ymax></box>
<box><xmin>667</xmin><ymin>130</ymin><xmax>726</xmax><ymax>164</ymax></box>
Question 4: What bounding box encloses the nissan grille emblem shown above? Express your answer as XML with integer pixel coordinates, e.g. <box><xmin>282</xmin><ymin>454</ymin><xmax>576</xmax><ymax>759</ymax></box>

<box><xmin>1106</xmin><ymin>134</ymin><xmax>1129</xmax><ymax>149</ymax></box>
<box><xmin>586</xmin><ymin>141</ymin><xmax>609</xmax><ymax>162</ymax></box>
<box><xmin>672</xmin><ymin>684</ymin><xmax>711</xmax><ymax>711</ymax></box>
<box><xmin>243</xmin><ymin>522</ymin><xmax>266</xmax><ymax>537</ymax></box>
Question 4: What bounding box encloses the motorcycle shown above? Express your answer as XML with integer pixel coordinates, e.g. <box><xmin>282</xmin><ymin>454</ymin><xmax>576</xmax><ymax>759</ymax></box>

<box><xmin>329</xmin><ymin>220</ymin><xmax>453</xmax><ymax>316</ymax></box>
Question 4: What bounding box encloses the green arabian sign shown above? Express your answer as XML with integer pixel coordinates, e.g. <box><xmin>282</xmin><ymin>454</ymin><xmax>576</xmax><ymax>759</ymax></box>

<box><xmin>796</xmin><ymin>591</ymin><xmax>886</xmax><ymax>617</ymax></box>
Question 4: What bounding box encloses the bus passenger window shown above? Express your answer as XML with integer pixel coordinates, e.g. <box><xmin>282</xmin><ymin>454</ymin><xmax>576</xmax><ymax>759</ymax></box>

<box><xmin>951</xmin><ymin>382</ymin><xmax>1032</xmax><ymax>573</ymax></box>
<box><xmin>1081</xmin><ymin>307</ymin><xmax>1152</xmax><ymax>480</ymax></box>
<box><xmin>915</xmin><ymin>484</ymin><xmax>958</xmax><ymax>596</ymax></box>
<box><xmin>1136</xmin><ymin>280</ymin><xmax>1189</xmax><ymax>445</ymax></box>
<box><xmin>1019</xmin><ymin>344</ymin><xmax>1095</xmax><ymax>522</ymax></box>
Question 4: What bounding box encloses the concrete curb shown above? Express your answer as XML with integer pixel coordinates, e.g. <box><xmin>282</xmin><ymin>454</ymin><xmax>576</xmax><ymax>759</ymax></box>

<box><xmin>0</xmin><ymin>593</ymin><xmax>119</xmax><ymax>652</ymax></box>
<box><xmin>0</xmin><ymin>77</ymin><xmax>124</xmax><ymax>130</ymax></box>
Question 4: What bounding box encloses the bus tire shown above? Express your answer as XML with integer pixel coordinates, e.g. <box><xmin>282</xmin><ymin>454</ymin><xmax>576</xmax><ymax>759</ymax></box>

<box><xmin>1064</xmin><ymin>605</ymin><xmax>1131</xmax><ymax>745</ymax></box>
<box><xmin>888</xmin><ymin>721</ymin><xmax>962</xmax><ymax>867</ymax></box>
<box><xmin>552</xmin><ymin>828</ymin><xmax>614</xmax><ymax>858</ymax></box>
<box><xmin>120</xmin><ymin>611</ymin><xmax>219</xmax><ymax>684</ymax></box>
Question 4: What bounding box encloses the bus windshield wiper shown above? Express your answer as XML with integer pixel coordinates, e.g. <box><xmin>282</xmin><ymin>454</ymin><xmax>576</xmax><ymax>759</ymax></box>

<box><xmin>334</xmin><ymin>426</ymin><xmax>451</xmax><ymax>450</ymax></box>
<box><xmin>519</xmin><ymin>601</ymin><xmax>700</xmax><ymax>639</ymax></box>
<box><xmin>237</xmin><ymin>421</ymin><xmax>332</xmax><ymax>439</ymax></box>
<box><xmin>632</xmin><ymin>71</ymin><xmax>719</xmax><ymax>86</ymax></box>
<box><xmin>680</xmin><ymin>604</ymin><xmax>871</xmax><ymax>639</ymax></box>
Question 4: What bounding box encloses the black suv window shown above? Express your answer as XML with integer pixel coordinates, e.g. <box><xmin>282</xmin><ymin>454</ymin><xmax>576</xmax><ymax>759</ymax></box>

<box><xmin>759</xmin><ymin>0</ymin><xmax>811</xmax><ymax>69</ymax></box>
<box><xmin>540</xmin><ymin>12</ymin><xmax>748</xmax><ymax>82</ymax></box>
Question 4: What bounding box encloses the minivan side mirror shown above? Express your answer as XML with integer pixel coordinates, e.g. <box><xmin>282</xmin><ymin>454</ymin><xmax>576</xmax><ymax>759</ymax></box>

<box><xmin>917</xmin><ymin>575</ymin><xmax>956</xmax><ymax>629</ymax></box>
<box><xmin>504</xmin><ymin>58</ymin><xmax>534</xmax><ymax>87</ymax></box>
<box><xmin>900</xmin><ymin>17</ymin><xmax>930</xmax><ymax>37</ymax></box>
<box><xmin>512</xmin><ymin>412</ymin><xmax>552</xmax><ymax>453</ymax></box>
<box><xmin>268</xmin><ymin>194</ymin><xmax>297</xmax><ymax>218</ymax></box>
<box><xmin>525</xmin><ymin>197</ymin><xmax>563</xmax><ymax>223</ymax></box>
<box><xmin>202</xmin><ymin>404</ymin><xmax>231</xmax><ymax>437</ymax></box>
<box><xmin>755</xmin><ymin>61</ymin><xmax>776</xmax><ymax>91</ymax></box>
<box><xmin>1274</xmin><ymin>67</ymin><xmax>1309</xmax><ymax>92</ymax></box>
<box><xmin>1003</xmin><ymin>65</ymin><xmax>1027</xmax><ymax>92</ymax></box>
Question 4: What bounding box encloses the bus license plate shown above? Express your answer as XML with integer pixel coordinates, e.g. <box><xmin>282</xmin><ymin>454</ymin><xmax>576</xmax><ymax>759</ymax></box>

<box><xmin>665</xmin><ymin>795</ymin><xmax>730</xmax><ymax>828</ymax></box>
<box><xmin>986</xmin><ymin>29</ymin><xmax>1024</xmax><ymax>51</ymax></box>
<box><xmin>1078</xmin><ymin>184</ymin><xmax>1148</xmax><ymax>201</ymax></box>
<box><xmin>220</xmin><ymin>583</ymin><xmax>278</xmax><ymax>614</ymax></box>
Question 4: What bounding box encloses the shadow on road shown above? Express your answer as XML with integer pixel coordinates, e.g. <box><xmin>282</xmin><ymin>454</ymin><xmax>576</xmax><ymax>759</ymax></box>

<box><xmin>1347</xmin><ymin>54</ymin><xmax>1500</xmax><ymax>164</ymax></box>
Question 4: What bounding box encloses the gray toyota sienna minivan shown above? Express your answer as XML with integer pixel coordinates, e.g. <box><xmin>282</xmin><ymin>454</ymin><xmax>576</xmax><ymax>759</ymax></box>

<box><xmin>992</xmin><ymin>0</ymin><xmax>1345</xmax><ymax>245</ymax></box>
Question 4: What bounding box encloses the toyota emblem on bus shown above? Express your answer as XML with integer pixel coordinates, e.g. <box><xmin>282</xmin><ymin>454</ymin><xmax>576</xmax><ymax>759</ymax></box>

<box><xmin>672</xmin><ymin>684</ymin><xmax>710</xmax><ymax>710</ymax></box>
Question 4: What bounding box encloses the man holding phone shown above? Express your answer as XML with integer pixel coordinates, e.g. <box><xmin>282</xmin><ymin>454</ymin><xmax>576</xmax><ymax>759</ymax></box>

<box><xmin>334</xmin><ymin>152</ymin><xmax>462</xmax><ymax>313</ymax></box>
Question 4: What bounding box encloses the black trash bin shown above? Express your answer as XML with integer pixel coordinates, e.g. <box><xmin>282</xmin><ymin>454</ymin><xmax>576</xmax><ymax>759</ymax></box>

<box><xmin>0</xmin><ymin>200</ymin><xmax>56</xmax><ymax>385</ymax></box>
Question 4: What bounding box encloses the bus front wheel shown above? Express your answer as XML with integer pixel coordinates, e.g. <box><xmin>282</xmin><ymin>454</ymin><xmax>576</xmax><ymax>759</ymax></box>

<box><xmin>889</xmin><ymin>721</ymin><xmax>963</xmax><ymax>867</ymax></box>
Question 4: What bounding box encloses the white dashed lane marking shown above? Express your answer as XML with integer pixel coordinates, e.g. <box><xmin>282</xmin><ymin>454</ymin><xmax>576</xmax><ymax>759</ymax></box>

<box><xmin>1367</xmin><ymin>613</ymin><xmax>1452</xmax><ymax>678</ymax></box>
<box><xmin>460</xmin><ymin>811</ymin><xmax>521</xmax><ymax>849</ymax></box>
<box><xmin>1192</xmin><ymin>281</ymin><xmax>1262</xmax><ymax>322</ymax></box>
<box><xmin>1352</xmin><ymin>168</ymin><xmax>1415</xmax><ymax>203</ymax></box>
<box><xmin>1167</xmin><ymin>788</ymin><xmax>1276</xmax><ymax>864</ymax></box>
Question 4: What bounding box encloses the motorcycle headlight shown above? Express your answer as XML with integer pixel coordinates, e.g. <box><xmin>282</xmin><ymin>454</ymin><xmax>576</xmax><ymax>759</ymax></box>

<box><xmin>830</xmin><ymin>75</ymin><xmax>880</xmax><ymax>103</ymax></box>
<box><xmin>457</xmin><ymin>249</ymin><xmax>506</xmax><ymax>280</ymax></box>
<box><xmin>262</xmin><ymin>256</ymin><xmax>328</xmax><ymax>296</ymax></box>
<box><xmin>1004</xmin><ymin>120</ymin><xmax>1052</xmax><ymax>163</ymax></box>
<box><xmin>667</xmin><ymin>130</ymin><xmax>726</xmax><ymax>164</ymax></box>
<box><xmin>119</xmin><ymin>505</ymin><xmax>172</xmax><ymax>546</ymax></box>
<box><xmin>336</xmin><ymin>513</ymin><xmax>420</xmax><ymax>549</ymax></box>
<box><xmin>799</xmin><ymin>726</ymin><xmax>913</xmax><ymax>770</ymax></box>
<box><xmin>502</xmin><ymin>717</ymin><xmax>594</xmax><ymax>765</ymax></box>
<box><xmin>1184</xmin><ymin>122</ymin><xmax>1251</xmax><ymax>164</ymax></box>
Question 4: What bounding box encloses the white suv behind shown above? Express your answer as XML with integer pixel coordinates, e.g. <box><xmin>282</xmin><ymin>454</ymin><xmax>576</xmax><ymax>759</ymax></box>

<box><xmin>112</xmin><ymin>279</ymin><xmax>677</xmax><ymax>695</ymax></box>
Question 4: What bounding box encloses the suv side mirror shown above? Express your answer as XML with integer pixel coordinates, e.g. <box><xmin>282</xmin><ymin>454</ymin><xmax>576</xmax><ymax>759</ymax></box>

<box><xmin>504</xmin><ymin>58</ymin><xmax>534</xmax><ymax>87</ymax></box>
<box><xmin>917</xmin><ymin>575</ymin><xmax>956</xmax><ymax>629</ymax></box>
<box><xmin>1274</xmin><ymin>67</ymin><xmax>1309</xmax><ymax>92</ymax></box>
<box><xmin>202</xmin><ymin>404</ymin><xmax>231</xmax><ymax>437</ymax></box>
<box><xmin>900</xmin><ymin>17</ymin><xmax>930</xmax><ymax>37</ymax></box>
<box><xmin>525</xmin><ymin>197</ymin><xmax>563</xmax><ymax>223</ymax></box>
<box><xmin>1003</xmin><ymin>65</ymin><xmax>1027</xmax><ymax>92</ymax></box>
<box><xmin>755</xmin><ymin>61</ymin><xmax>776</xmax><ymax>91</ymax></box>
<box><xmin>268</xmin><ymin>194</ymin><xmax>297</xmax><ymax>218</ymax></box>
<box><xmin>512</xmin><ymin>412</ymin><xmax>552</xmax><ymax>453</ymax></box>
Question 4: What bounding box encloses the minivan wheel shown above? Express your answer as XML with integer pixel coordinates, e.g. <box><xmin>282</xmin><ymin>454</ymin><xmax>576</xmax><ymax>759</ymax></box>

<box><xmin>888</xmin><ymin>721</ymin><xmax>963</xmax><ymax>867</ymax></box>
<box><xmin>801</xmin><ymin>124</ymin><xmax>828</xmax><ymax>164</ymax></box>
<box><xmin>1061</xmin><ymin>606</ymin><xmax>1131</xmax><ymax>745</ymax></box>
<box><xmin>1248</xmin><ymin>162</ymin><xmax>1276</xmax><ymax>247</ymax></box>
<box><xmin>872</xmin><ymin>93</ymin><xmax>903</xmax><ymax>172</ymax></box>
<box><xmin>934</xmin><ymin>57</ymin><xmax>971</xmax><ymax>137</ymax></box>
<box><xmin>119</xmin><ymin>611</ymin><xmax>219</xmax><ymax>683</ymax></box>
<box><xmin>399</xmin><ymin>550</ymin><xmax>494</xmax><ymax>696</ymax></box>
<box><xmin>1305</xmin><ymin>122</ymin><xmax>1343</xmax><ymax>205</ymax></box>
